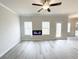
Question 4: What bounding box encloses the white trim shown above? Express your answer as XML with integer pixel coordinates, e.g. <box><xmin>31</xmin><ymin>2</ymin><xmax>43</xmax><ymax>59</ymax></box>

<box><xmin>0</xmin><ymin>2</ymin><xmax>16</xmax><ymax>14</ymax></box>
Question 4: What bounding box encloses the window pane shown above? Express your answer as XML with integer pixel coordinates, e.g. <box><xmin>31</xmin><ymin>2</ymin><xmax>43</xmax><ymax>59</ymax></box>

<box><xmin>67</xmin><ymin>22</ymin><xmax>71</xmax><ymax>32</ymax></box>
<box><xmin>24</xmin><ymin>22</ymin><xmax>32</xmax><ymax>35</ymax></box>
<box><xmin>25</xmin><ymin>29</ymin><xmax>32</xmax><ymax>35</ymax></box>
<box><xmin>42</xmin><ymin>22</ymin><xmax>50</xmax><ymax>29</ymax></box>
<box><xmin>56</xmin><ymin>23</ymin><xmax>61</xmax><ymax>37</ymax></box>
<box><xmin>75</xmin><ymin>22</ymin><xmax>78</xmax><ymax>36</ymax></box>
<box><xmin>24</xmin><ymin>22</ymin><xmax>32</xmax><ymax>29</ymax></box>
<box><xmin>42</xmin><ymin>21</ymin><xmax>50</xmax><ymax>35</ymax></box>
<box><xmin>42</xmin><ymin>29</ymin><xmax>49</xmax><ymax>35</ymax></box>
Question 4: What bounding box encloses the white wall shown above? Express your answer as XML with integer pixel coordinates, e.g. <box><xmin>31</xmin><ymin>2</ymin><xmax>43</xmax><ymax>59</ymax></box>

<box><xmin>20</xmin><ymin>14</ymin><xmax>69</xmax><ymax>40</ymax></box>
<box><xmin>0</xmin><ymin>5</ymin><xmax>20</xmax><ymax>57</ymax></box>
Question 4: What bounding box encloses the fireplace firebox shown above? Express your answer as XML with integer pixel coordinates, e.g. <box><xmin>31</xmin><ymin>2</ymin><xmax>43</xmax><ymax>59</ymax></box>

<box><xmin>32</xmin><ymin>30</ymin><xmax>42</xmax><ymax>35</ymax></box>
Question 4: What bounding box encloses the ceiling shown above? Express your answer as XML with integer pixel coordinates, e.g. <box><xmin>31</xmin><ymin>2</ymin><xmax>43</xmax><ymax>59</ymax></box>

<box><xmin>0</xmin><ymin>0</ymin><xmax>78</xmax><ymax>15</ymax></box>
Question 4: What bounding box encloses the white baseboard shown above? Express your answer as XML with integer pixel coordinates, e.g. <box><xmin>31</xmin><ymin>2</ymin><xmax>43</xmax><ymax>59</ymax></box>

<box><xmin>0</xmin><ymin>40</ymin><xmax>20</xmax><ymax>58</ymax></box>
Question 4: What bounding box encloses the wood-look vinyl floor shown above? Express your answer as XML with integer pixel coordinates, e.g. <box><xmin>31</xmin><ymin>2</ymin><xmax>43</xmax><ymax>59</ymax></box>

<box><xmin>0</xmin><ymin>37</ymin><xmax>78</xmax><ymax>59</ymax></box>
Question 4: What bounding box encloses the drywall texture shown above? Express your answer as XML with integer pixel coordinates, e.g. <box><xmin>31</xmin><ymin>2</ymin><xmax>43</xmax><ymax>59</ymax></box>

<box><xmin>0</xmin><ymin>6</ymin><xmax>20</xmax><ymax>57</ymax></box>
<box><xmin>20</xmin><ymin>14</ymin><xmax>71</xmax><ymax>40</ymax></box>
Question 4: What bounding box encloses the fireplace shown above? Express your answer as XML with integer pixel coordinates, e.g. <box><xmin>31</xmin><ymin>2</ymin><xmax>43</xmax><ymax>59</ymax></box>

<box><xmin>32</xmin><ymin>30</ymin><xmax>42</xmax><ymax>35</ymax></box>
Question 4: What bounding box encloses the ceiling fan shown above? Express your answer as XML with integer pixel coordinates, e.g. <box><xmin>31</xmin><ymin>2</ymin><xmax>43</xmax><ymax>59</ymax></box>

<box><xmin>32</xmin><ymin>0</ymin><xmax>62</xmax><ymax>12</ymax></box>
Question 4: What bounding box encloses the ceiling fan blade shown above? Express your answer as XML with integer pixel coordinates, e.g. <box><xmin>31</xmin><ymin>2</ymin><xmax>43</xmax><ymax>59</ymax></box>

<box><xmin>32</xmin><ymin>3</ymin><xmax>43</xmax><ymax>6</ymax></box>
<box><xmin>43</xmin><ymin>0</ymin><xmax>46</xmax><ymax>4</ymax></box>
<box><xmin>47</xmin><ymin>8</ymin><xmax>51</xmax><ymax>12</ymax></box>
<box><xmin>50</xmin><ymin>2</ymin><xmax>62</xmax><ymax>6</ymax></box>
<box><xmin>38</xmin><ymin>8</ymin><xmax>43</xmax><ymax>12</ymax></box>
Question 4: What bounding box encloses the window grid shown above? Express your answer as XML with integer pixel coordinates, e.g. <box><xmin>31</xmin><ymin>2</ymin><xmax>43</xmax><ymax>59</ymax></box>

<box><xmin>67</xmin><ymin>22</ymin><xmax>71</xmax><ymax>32</ymax></box>
<box><xmin>42</xmin><ymin>22</ymin><xmax>50</xmax><ymax>35</ymax></box>
<box><xmin>24</xmin><ymin>22</ymin><xmax>32</xmax><ymax>36</ymax></box>
<box><xmin>56</xmin><ymin>23</ymin><xmax>61</xmax><ymax>37</ymax></box>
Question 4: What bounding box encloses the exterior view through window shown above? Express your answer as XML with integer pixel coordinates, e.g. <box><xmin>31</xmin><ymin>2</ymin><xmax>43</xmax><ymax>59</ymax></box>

<box><xmin>24</xmin><ymin>22</ymin><xmax>32</xmax><ymax>36</ymax></box>
<box><xmin>56</xmin><ymin>23</ymin><xmax>61</xmax><ymax>37</ymax></box>
<box><xmin>42</xmin><ymin>21</ymin><xmax>50</xmax><ymax>35</ymax></box>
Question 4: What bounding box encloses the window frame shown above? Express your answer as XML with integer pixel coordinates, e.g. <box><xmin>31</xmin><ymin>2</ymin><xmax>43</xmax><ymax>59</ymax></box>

<box><xmin>67</xmin><ymin>22</ymin><xmax>71</xmax><ymax>32</ymax></box>
<box><xmin>24</xmin><ymin>21</ymin><xmax>32</xmax><ymax>36</ymax></box>
<box><xmin>42</xmin><ymin>21</ymin><xmax>50</xmax><ymax>35</ymax></box>
<box><xmin>56</xmin><ymin>23</ymin><xmax>62</xmax><ymax>37</ymax></box>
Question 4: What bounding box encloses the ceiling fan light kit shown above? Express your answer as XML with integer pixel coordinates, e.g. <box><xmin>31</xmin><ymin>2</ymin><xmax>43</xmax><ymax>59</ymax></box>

<box><xmin>32</xmin><ymin>0</ymin><xmax>62</xmax><ymax>12</ymax></box>
<box><xmin>42</xmin><ymin>2</ymin><xmax>49</xmax><ymax>9</ymax></box>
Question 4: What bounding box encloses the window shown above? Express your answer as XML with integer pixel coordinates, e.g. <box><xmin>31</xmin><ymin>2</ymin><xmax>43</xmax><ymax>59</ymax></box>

<box><xmin>42</xmin><ymin>21</ymin><xmax>50</xmax><ymax>35</ymax></box>
<box><xmin>67</xmin><ymin>22</ymin><xmax>71</xmax><ymax>32</ymax></box>
<box><xmin>24</xmin><ymin>22</ymin><xmax>32</xmax><ymax>35</ymax></box>
<box><xmin>75</xmin><ymin>22</ymin><xmax>78</xmax><ymax>36</ymax></box>
<box><xmin>56</xmin><ymin>23</ymin><xmax>61</xmax><ymax>37</ymax></box>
